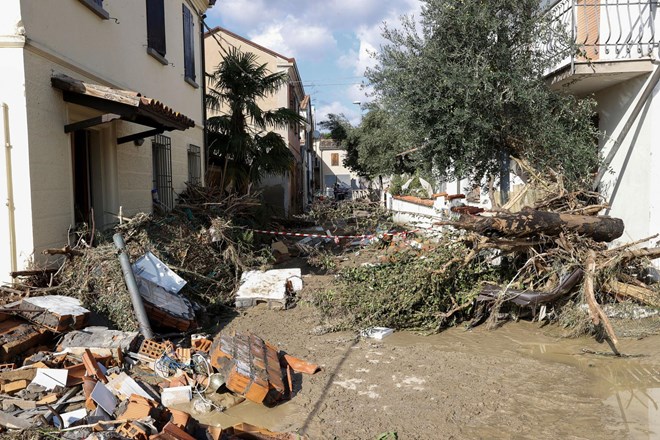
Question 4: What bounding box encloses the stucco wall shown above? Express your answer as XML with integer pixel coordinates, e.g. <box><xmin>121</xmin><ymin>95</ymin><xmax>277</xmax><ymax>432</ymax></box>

<box><xmin>0</xmin><ymin>0</ymin><xmax>208</xmax><ymax>281</ymax></box>
<box><xmin>596</xmin><ymin>74</ymin><xmax>654</xmax><ymax>244</ymax></box>
<box><xmin>20</xmin><ymin>0</ymin><xmax>205</xmax><ymax>125</ymax></box>
<box><xmin>0</xmin><ymin>45</ymin><xmax>35</xmax><ymax>283</ymax></box>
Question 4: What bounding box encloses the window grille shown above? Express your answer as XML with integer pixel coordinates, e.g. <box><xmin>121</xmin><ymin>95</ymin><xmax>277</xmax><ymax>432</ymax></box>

<box><xmin>152</xmin><ymin>135</ymin><xmax>173</xmax><ymax>210</ymax></box>
<box><xmin>187</xmin><ymin>145</ymin><xmax>201</xmax><ymax>185</ymax></box>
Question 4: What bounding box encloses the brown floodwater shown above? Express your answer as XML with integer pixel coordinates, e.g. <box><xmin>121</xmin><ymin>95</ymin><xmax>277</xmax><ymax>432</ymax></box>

<box><xmin>175</xmin><ymin>320</ymin><xmax>660</xmax><ymax>439</ymax></box>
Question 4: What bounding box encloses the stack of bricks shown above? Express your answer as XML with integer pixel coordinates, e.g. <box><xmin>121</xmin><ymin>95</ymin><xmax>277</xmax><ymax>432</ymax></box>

<box><xmin>209</xmin><ymin>332</ymin><xmax>285</xmax><ymax>405</ymax></box>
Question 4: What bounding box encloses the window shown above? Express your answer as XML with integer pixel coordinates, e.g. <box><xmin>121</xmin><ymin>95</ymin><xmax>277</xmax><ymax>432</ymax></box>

<box><xmin>79</xmin><ymin>0</ymin><xmax>109</xmax><ymax>19</ymax></box>
<box><xmin>331</xmin><ymin>153</ymin><xmax>339</xmax><ymax>166</ymax></box>
<box><xmin>146</xmin><ymin>0</ymin><xmax>167</xmax><ymax>64</ymax></box>
<box><xmin>187</xmin><ymin>145</ymin><xmax>201</xmax><ymax>185</ymax></box>
<box><xmin>152</xmin><ymin>135</ymin><xmax>173</xmax><ymax>211</ymax></box>
<box><xmin>182</xmin><ymin>5</ymin><xmax>196</xmax><ymax>85</ymax></box>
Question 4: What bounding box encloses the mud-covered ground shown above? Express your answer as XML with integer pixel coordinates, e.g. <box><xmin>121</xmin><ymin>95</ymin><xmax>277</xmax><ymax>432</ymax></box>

<box><xmin>191</xmin><ymin>271</ymin><xmax>660</xmax><ymax>440</ymax></box>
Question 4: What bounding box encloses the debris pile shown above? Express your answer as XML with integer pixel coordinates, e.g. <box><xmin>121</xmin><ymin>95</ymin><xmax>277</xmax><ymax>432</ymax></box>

<box><xmin>0</xmin><ymin>302</ymin><xmax>317</xmax><ymax>439</ymax></box>
<box><xmin>313</xmin><ymin>172</ymin><xmax>660</xmax><ymax>353</ymax></box>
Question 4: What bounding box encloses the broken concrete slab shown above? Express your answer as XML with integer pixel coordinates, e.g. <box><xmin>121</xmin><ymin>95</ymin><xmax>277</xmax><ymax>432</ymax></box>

<box><xmin>0</xmin><ymin>410</ymin><xmax>34</xmax><ymax>430</ymax></box>
<box><xmin>57</xmin><ymin>327</ymin><xmax>139</xmax><ymax>356</ymax></box>
<box><xmin>16</xmin><ymin>296</ymin><xmax>90</xmax><ymax>332</ymax></box>
<box><xmin>235</xmin><ymin>268</ymin><xmax>303</xmax><ymax>309</ymax></box>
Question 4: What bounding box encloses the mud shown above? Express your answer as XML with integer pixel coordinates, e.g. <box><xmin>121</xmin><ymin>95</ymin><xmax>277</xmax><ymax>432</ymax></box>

<box><xmin>196</xmin><ymin>278</ymin><xmax>660</xmax><ymax>439</ymax></box>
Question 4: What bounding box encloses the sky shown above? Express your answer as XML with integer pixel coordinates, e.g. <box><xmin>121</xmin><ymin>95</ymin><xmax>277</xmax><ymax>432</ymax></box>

<box><xmin>206</xmin><ymin>0</ymin><xmax>423</xmax><ymax>127</ymax></box>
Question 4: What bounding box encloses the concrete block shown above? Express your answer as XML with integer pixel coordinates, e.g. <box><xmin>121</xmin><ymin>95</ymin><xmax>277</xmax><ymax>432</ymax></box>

<box><xmin>235</xmin><ymin>268</ymin><xmax>303</xmax><ymax>309</ymax></box>
<box><xmin>161</xmin><ymin>386</ymin><xmax>192</xmax><ymax>408</ymax></box>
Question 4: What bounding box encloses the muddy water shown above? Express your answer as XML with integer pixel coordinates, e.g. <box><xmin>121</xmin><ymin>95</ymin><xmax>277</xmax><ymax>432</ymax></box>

<box><xmin>386</xmin><ymin>323</ymin><xmax>660</xmax><ymax>439</ymax></box>
<box><xmin>176</xmin><ymin>319</ymin><xmax>660</xmax><ymax>439</ymax></box>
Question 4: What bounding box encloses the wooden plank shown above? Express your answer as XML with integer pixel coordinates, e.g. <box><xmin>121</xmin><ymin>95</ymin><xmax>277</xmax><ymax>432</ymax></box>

<box><xmin>117</xmin><ymin>128</ymin><xmax>164</xmax><ymax>145</ymax></box>
<box><xmin>64</xmin><ymin>113</ymin><xmax>121</xmax><ymax>133</ymax></box>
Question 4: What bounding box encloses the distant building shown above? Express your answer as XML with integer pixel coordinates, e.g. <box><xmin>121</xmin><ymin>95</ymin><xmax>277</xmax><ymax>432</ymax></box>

<box><xmin>0</xmin><ymin>0</ymin><xmax>213</xmax><ymax>283</ymax></box>
<box><xmin>204</xmin><ymin>26</ymin><xmax>309</xmax><ymax>217</ymax></box>
<box><xmin>315</xmin><ymin>139</ymin><xmax>363</xmax><ymax>193</ymax></box>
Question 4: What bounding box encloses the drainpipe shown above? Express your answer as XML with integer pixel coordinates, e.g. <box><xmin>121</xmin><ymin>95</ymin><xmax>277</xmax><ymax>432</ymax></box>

<box><xmin>593</xmin><ymin>63</ymin><xmax>660</xmax><ymax>190</ymax></box>
<box><xmin>113</xmin><ymin>233</ymin><xmax>154</xmax><ymax>339</ymax></box>
<box><xmin>200</xmin><ymin>14</ymin><xmax>208</xmax><ymax>184</ymax></box>
<box><xmin>3</xmin><ymin>103</ymin><xmax>17</xmax><ymax>280</ymax></box>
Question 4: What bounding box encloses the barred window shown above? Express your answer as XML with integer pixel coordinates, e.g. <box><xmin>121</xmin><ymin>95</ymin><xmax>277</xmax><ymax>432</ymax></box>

<box><xmin>152</xmin><ymin>135</ymin><xmax>173</xmax><ymax>211</ymax></box>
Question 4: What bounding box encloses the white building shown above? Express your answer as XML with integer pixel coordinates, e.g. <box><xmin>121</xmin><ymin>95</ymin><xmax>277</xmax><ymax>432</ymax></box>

<box><xmin>543</xmin><ymin>0</ymin><xmax>660</xmax><ymax>245</ymax></box>
<box><xmin>0</xmin><ymin>0</ymin><xmax>214</xmax><ymax>283</ymax></box>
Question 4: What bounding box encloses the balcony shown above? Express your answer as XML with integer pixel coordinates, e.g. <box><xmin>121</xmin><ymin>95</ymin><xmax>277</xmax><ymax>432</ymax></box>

<box><xmin>544</xmin><ymin>0</ymin><xmax>659</xmax><ymax>94</ymax></box>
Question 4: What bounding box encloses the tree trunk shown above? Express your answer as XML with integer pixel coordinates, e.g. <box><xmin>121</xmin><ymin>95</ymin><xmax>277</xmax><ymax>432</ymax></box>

<box><xmin>438</xmin><ymin>207</ymin><xmax>624</xmax><ymax>242</ymax></box>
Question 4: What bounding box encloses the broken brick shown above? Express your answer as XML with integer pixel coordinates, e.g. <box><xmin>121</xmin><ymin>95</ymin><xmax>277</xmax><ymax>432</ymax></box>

<box><xmin>0</xmin><ymin>319</ymin><xmax>50</xmax><ymax>362</ymax></box>
<box><xmin>83</xmin><ymin>349</ymin><xmax>108</xmax><ymax>383</ymax></box>
<box><xmin>138</xmin><ymin>339</ymin><xmax>174</xmax><ymax>361</ymax></box>
<box><xmin>209</xmin><ymin>332</ymin><xmax>285</xmax><ymax>405</ymax></box>
<box><xmin>16</xmin><ymin>295</ymin><xmax>89</xmax><ymax>332</ymax></box>
<box><xmin>2</xmin><ymin>379</ymin><xmax>29</xmax><ymax>394</ymax></box>
<box><xmin>116</xmin><ymin>421</ymin><xmax>148</xmax><ymax>440</ymax></box>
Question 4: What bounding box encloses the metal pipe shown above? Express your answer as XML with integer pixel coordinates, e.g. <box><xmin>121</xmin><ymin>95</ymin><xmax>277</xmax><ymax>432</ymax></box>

<box><xmin>113</xmin><ymin>233</ymin><xmax>154</xmax><ymax>339</ymax></box>
<box><xmin>593</xmin><ymin>63</ymin><xmax>660</xmax><ymax>190</ymax></box>
<box><xmin>3</xmin><ymin>103</ymin><xmax>17</xmax><ymax>280</ymax></box>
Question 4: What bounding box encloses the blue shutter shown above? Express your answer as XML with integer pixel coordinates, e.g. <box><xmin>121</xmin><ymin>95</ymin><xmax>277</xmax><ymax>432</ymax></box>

<box><xmin>183</xmin><ymin>5</ymin><xmax>195</xmax><ymax>81</ymax></box>
<box><xmin>147</xmin><ymin>0</ymin><xmax>166</xmax><ymax>57</ymax></box>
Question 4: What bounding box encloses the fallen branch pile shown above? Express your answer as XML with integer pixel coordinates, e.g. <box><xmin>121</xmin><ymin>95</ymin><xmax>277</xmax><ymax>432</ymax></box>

<box><xmin>314</xmin><ymin>170</ymin><xmax>660</xmax><ymax>352</ymax></box>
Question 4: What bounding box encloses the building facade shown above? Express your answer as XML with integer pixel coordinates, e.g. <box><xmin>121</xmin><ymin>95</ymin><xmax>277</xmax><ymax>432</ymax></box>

<box><xmin>544</xmin><ymin>0</ymin><xmax>660</xmax><ymax>245</ymax></box>
<box><xmin>204</xmin><ymin>26</ymin><xmax>307</xmax><ymax>217</ymax></box>
<box><xmin>314</xmin><ymin>139</ymin><xmax>364</xmax><ymax>194</ymax></box>
<box><xmin>0</xmin><ymin>0</ymin><xmax>213</xmax><ymax>283</ymax></box>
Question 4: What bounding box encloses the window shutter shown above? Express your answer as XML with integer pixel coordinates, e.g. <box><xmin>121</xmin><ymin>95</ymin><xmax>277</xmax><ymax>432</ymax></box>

<box><xmin>183</xmin><ymin>5</ymin><xmax>195</xmax><ymax>81</ymax></box>
<box><xmin>147</xmin><ymin>0</ymin><xmax>166</xmax><ymax>57</ymax></box>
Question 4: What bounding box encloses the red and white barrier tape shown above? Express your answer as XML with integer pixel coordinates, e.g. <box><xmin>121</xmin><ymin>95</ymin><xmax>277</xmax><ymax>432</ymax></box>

<box><xmin>249</xmin><ymin>228</ymin><xmax>419</xmax><ymax>243</ymax></box>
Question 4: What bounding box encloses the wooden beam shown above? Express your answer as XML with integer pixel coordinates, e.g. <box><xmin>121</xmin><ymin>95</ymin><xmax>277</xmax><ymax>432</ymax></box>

<box><xmin>64</xmin><ymin>113</ymin><xmax>121</xmax><ymax>133</ymax></box>
<box><xmin>117</xmin><ymin>128</ymin><xmax>164</xmax><ymax>145</ymax></box>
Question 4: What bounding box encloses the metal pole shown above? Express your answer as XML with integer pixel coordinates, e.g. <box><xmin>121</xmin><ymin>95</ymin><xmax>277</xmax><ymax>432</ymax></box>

<box><xmin>113</xmin><ymin>233</ymin><xmax>154</xmax><ymax>339</ymax></box>
<box><xmin>3</xmin><ymin>103</ymin><xmax>17</xmax><ymax>280</ymax></box>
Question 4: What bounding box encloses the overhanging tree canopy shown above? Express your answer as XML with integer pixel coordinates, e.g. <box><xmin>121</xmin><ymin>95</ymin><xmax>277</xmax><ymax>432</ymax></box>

<box><xmin>366</xmin><ymin>0</ymin><xmax>599</xmax><ymax>190</ymax></box>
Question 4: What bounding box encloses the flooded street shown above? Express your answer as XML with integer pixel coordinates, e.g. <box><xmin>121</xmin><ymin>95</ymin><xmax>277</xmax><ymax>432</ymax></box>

<box><xmin>201</xmin><ymin>303</ymin><xmax>660</xmax><ymax>439</ymax></box>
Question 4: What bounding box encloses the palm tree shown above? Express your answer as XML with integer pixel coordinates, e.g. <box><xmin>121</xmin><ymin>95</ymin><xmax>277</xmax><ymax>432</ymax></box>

<box><xmin>206</xmin><ymin>48</ymin><xmax>303</xmax><ymax>193</ymax></box>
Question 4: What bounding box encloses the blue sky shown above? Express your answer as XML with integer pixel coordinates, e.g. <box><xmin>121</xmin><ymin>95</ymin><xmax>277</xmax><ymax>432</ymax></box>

<box><xmin>206</xmin><ymin>0</ymin><xmax>422</xmax><ymax>126</ymax></box>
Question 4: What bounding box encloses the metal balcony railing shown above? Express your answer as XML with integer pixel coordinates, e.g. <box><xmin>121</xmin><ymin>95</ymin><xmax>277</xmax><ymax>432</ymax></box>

<box><xmin>544</xmin><ymin>0</ymin><xmax>659</xmax><ymax>71</ymax></box>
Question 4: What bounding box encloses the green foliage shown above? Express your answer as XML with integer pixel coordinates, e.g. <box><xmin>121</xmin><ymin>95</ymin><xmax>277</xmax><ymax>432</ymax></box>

<box><xmin>366</xmin><ymin>0</ymin><xmax>599</xmax><ymax>190</ymax></box>
<box><xmin>206</xmin><ymin>48</ymin><xmax>303</xmax><ymax>192</ymax></box>
<box><xmin>389</xmin><ymin>174</ymin><xmax>404</xmax><ymax>195</ymax></box>
<box><xmin>312</xmin><ymin>237</ymin><xmax>500</xmax><ymax>331</ymax></box>
<box><xmin>318</xmin><ymin>113</ymin><xmax>352</xmax><ymax>142</ymax></box>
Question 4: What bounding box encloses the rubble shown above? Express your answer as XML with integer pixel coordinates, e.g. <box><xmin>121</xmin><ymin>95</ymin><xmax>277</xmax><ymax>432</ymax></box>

<box><xmin>235</xmin><ymin>269</ymin><xmax>303</xmax><ymax>309</ymax></box>
<box><xmin>0</xmin><ymin>323</ymin><xmax>318</xmax><ymax>438</ymax></box>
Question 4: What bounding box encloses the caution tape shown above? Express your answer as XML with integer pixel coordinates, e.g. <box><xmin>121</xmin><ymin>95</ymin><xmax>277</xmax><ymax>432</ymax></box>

<box><xmin>249</xmin><ymin>228</ymin><xmax>419</xmax><ymax>242</ymax></box>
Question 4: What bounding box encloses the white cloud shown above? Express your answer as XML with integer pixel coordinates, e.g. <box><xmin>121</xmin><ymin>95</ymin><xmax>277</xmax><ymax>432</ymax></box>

<box><xmin>249</xmin><ymin>17</ymin><xmax>337</xmax><ymax>60</ymax></box>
